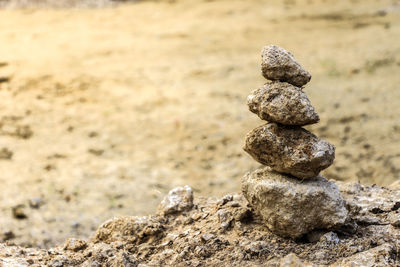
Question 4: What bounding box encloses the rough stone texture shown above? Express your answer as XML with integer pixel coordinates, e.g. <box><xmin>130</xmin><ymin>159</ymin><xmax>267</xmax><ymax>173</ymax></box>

<box><xmin>242</xmin><ymin>167</ymin><xmax>348</xmax><ymax>239</ymax></box>
<box><xmin>0</xmin><ymin>183</ymin><xmax>399</xmax><ymax>266</ymax></box>
<box><xmin>266</xmin><ymin>253</ymin><xmax>315</xmax><ymax>267</ymax></box>
<box><xmin>157</xmin><ymin>185</ymin><xmax>193</xmax><ymax>215</ymax></box>
<box><xmin>63</xmin><ymin>238</ymin><xmax>88</xmax><ymax>252</ymax></box>
<box><xmin>388</xmin><ymin>213</ymin><xmax>400</xmax><ymax>227</ymax></box>
<box><xmin>247</xmin><ymin>81</ymin><xmax>319</xmax><ymax>125</ymax></box>
<box><xmin>336</xmin><ymin>181</ymin><xmax>400</xmax><ymax>216</ymax></box>
<box><xmin>306</xmin><ymin>231</ymin><xmax>340</xmax><ymax>244</ymax></box>
<box><xmin>92</xmin><ymin>215</ymin><xmax>164</xmax><ymax>244</ymax></box>
<box><xmin>261</xmin><ymin>45</ymin><xmax>311</xmax><ymax>87</ymax></box>
<box><xmin>0</xmin><ymin>256</ymin><xmax>29</xmax><ymax>267</ymax></box>
<box><xmin>331</xmin><ymin>243</ymin><xmax>395</xmax><ymax>267</ymax></box>
<box><xmin>244</xmin><ymin>123</ymin><xmax>335</xmax><ymax>178</ymax></box>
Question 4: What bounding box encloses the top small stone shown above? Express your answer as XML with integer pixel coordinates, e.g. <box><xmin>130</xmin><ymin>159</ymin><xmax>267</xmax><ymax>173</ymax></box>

<box><xmin>261</xmin><ymin>45</ymin><xmax>311</xmax><ymax>87</ymax></box>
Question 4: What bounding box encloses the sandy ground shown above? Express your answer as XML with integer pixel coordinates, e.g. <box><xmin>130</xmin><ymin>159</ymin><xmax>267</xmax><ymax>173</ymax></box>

<box><xmin>0</xmin><ymin>0</ymin><xmax>399</xmax><ymax>248</ymax></box>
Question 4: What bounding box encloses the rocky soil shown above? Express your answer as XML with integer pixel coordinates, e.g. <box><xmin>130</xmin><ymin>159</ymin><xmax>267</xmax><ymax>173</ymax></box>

<box><xmin>0</xmin><ymin>0</ymin><xmax>400</xmax><ymax>251</ymax></box>
<box><xmin>1</xmin><ymin>182</ymin><xmax>400</xmax><ymax>266</ymax></box>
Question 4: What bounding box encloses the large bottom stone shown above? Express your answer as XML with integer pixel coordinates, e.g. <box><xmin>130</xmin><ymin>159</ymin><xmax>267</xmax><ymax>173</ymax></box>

<box><xmin>242</xmin><ymin>167</ymin><xmax>348</xmax><ymax>239</ymax></box>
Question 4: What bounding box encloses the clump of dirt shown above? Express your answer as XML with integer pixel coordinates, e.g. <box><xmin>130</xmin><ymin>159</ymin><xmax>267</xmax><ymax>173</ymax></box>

<box><xmin>1</xmin><ymin>182</ymin><xmax>399</xmax><ymax>266</ymax></box>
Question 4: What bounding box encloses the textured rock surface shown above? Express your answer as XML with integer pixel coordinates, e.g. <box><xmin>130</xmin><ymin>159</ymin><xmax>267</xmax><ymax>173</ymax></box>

<box><xmin>158</xmin><ymin>185</ymin><xmax>193</xmax><ymax>215</ymax></box>
<box><xmin>266</xmin><ymin>253</ymin><xmax>315</xmax><ymax>267</ymax></box>
<box><xmin>388</xmin><ymin>213</ymin><xmax>400</xmax><ymax>227</ymax></box>
<box><xmin>244</xmin><ymin>123</ymin><xmax>335</xmax><ymax>178</ymax></box>
<box><xmin>0</xmin><ymin>183</ymin><xmax>400</xmax><ymax>266</ymax></box>
<box><xmin>331</xmin><ymin>243</ymin><xmax>395</xmax><ymax>267</ymax></box>
<box><xmin>93</xmin><ymin>215</ymin><xmax>164</xmax><ymax>244</ymax></box>
<box><xmin>247</xmin><ymin>81</ymin><xmax>319</xmax><ymax>125</ymax></box>
<box><xmin>242</xmin><ymin>167</ymin><xmax>348</xmax><ymax>238</ymax></box>
<box><xmin>261</xmin><ymin>45</ymin><xmax>311</xmax><ymax>87</ymax></box>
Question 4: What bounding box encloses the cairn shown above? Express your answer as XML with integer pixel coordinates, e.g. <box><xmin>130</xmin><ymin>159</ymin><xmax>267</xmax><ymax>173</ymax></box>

<box><xmin>242</xmin><ymin>45</ymin><xmax>348</xmax><ymax>239</ymax></box>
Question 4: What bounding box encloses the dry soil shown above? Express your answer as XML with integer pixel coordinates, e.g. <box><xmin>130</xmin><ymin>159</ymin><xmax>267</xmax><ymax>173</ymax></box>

<box><xmin>0</xmin><ymin>0</ymin><xmax>399</xmax><ymax>248</ymax></box>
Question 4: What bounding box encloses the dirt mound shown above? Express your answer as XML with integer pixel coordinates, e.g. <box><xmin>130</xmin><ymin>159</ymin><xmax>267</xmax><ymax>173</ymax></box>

<box><xmin>1</xmin><ymin>181</ymin><xmax>399</xmax><ymax>266</ymax></box>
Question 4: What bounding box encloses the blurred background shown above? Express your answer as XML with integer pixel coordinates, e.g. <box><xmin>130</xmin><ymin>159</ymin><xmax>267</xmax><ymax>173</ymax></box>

<box><xmin>0</xmin><ymin>0</ymin><xmax>399</xmax><ymax>248</ymax></box>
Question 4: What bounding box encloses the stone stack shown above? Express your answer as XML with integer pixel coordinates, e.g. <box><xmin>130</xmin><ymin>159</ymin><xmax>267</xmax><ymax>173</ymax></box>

<box><xmin>242</xmin><ymin>45</ymin><xmax>348</xmax><ymax>239</ymax></box>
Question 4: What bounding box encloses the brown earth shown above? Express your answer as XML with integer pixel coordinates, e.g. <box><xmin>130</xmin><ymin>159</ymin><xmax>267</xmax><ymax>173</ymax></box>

<box><xmin>1</xmin><ymin>181</ymin><xmax>400</xmax><ymax>266</ymax></box>
<box><xmin>0</xmin><ymin>0</ymin><xmax>399</xmax><ymax>249</ymax></box>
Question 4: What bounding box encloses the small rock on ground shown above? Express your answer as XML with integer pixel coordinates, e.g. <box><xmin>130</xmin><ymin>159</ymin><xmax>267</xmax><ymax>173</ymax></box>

<box><xmin>158</xmin><ymin>185</ymin><xmax>193</xmax><ymax>215</ymax></box>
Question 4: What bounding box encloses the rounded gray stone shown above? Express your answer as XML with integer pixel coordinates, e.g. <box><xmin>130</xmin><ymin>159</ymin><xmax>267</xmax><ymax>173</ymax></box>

<box><xmin>247</xmin><ymin>81</ymin><xmax>319</xmax><ymax>125</ymax></box>
<box><xmin>261</xmin><ymin>45</ymin><xmax>311</xmax><ymax>87</ymax></box>
<box><xmin>242</xmin><ymin>167</ymin><xmax>348</xmax><ymax>239</ymax></box>
<box><xmin>243</xmin><ymin>123</ymin><xmax>335</xmax><ymax>179</ymax></box>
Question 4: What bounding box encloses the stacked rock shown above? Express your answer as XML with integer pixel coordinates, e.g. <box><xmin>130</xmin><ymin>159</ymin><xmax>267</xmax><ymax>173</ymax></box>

<box><xmin>242</xmin><ymin>45</ymin><xmax>348</xmax><ymax>239</ymax></box>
